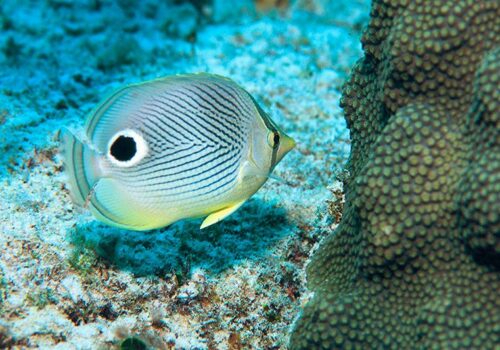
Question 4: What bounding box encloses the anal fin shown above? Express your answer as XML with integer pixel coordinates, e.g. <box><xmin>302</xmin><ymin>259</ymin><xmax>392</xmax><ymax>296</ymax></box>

<box><xmin>200</xmin><ymin>201</ymin><xmax>246</xmax><ymax>229</ymax></box>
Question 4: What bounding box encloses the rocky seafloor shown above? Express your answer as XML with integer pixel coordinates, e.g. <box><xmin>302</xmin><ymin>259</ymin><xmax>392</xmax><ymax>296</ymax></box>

<box><xmin>0</xmin><ymin>0</ymin><xmax>369</xmax><ymax>348</ymax></box>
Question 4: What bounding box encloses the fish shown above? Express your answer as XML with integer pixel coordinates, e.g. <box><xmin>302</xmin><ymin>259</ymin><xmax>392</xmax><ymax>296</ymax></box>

<box><xmin>62</xmin><ymin>73</ymin><xmax>295</xmax><ymax>231</ymax></box>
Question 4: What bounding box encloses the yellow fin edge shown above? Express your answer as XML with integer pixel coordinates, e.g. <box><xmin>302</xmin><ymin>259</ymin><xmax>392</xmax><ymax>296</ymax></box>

<box><xmin>200</xmin><ymin>201</ymin><xmax>246</xmax><ymax>229</ymax></box>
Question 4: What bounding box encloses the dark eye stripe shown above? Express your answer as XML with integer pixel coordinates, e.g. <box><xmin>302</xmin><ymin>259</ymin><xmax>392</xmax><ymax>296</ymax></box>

<box><xmin>273</xmin><ymin>132</ymin><xmax>280</xmax><ymax>148</ymax></box>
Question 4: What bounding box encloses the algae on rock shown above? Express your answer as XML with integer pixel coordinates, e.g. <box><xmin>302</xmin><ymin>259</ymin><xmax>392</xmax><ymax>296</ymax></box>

<box><xmin>291</xmin><ymin>0</ymin><xmax>500</xmax><ymax>348</ymax></box>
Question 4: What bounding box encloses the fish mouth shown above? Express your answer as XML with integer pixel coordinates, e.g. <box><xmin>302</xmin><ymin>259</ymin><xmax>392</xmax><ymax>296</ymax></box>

<box><xmin>282</xmin><ymin>134</ymin><xmax>296</xmax><ymax>152</ymax></box>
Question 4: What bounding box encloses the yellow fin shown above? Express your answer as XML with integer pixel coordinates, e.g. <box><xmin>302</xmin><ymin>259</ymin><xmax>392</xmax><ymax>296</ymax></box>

<box><xmin>200</xmin><ymin>201</ymin><xmax>246</xmax><ymax>229</ymax></box>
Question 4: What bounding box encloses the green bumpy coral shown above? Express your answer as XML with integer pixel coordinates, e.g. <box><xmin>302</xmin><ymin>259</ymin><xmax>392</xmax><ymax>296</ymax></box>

<box><xmin>290</xmin><ymin>0</ymin><xmax>500</xmax><ymax>349</ymax></box>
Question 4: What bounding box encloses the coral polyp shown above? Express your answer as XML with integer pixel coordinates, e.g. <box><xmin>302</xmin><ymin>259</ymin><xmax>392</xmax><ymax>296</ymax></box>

<box><xmin>291</xmin><ymin>0</ymin><xmax>500</xmax><ymax>348</ymax></box>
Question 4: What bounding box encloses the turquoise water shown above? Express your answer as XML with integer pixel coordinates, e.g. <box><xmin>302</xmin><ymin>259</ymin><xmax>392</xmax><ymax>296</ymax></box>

<box><xmin>0</xmin><ymin>1</ymin><xmax>368</xmax><ymax>348</ymax></box>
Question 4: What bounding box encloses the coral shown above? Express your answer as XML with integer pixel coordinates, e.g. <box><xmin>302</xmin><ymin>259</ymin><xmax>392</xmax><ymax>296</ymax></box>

<box><xmin>255</xmin><ymin>0</ymin><xmax>289</xmax><ymax>13</ymax></box>
<box><xmin>120</xmin><ymin>336</ymin><xmax>148</xmax><ymax>350</ymax></box>
<box><xmin>96</xmin><ymin>37</ymin><xmax>143</xmax><ymax>71</ymax></box>
<box><xmin>160</xmin><ymin>2</ymin><xmax>198</xmax><ymax>40</ymax></box>
<box><xmin>290</xmin><ymin>0</ymin><xmax>500</xmax><ymax>349</ymax></box>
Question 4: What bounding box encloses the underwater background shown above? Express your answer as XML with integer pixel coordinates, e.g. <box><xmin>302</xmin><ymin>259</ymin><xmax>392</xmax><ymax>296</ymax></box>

<box><xmin>3</xmin><ymin>0</ymin><xmax>499</xmax><ymax>349</ymax></box>
<box><xmin>0</xmin><ymin>0</ymin><xmax>369</xmax><ymax>348</ymax></box>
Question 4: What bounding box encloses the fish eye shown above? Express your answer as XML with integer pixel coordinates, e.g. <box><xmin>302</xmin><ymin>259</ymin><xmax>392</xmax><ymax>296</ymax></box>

<box><xmin>267</xmin><ymin>131</ymin><xmax>280</xmax><ymax>149</ymax></box>
<box><xmin>273</xmin><ymin>132</ymin><xmax>280</xmax><ymax>146</ymax></box>
<box><xmin>108</xmin><ymin>129</ymin><xmax>148</xmax><ymax>167</ymax></box>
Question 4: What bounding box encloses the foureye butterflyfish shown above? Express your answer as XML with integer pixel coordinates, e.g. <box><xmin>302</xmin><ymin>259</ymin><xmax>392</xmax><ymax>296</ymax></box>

<box><xmin>62</xmin><ymin>73</ymin><xmax>295</xmax><ymax>231</ymax></box>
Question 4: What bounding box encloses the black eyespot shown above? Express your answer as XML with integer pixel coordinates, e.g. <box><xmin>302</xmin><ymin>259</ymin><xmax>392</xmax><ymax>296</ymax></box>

<box><xmin>110</xmin><ymin>135</ymin><xmax>137</xmax><ymax>162</ymax></box>
<box><xmin>273</xmin><ymin>132</ymin><xmax>280</xmax><ymax>147</ymax></box>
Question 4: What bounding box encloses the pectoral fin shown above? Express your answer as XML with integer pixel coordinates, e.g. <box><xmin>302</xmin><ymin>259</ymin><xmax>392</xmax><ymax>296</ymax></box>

<box><xmin>200</xmin><ymin>201</ymin><xmax>246</xmax><ymax>229</ymax></box>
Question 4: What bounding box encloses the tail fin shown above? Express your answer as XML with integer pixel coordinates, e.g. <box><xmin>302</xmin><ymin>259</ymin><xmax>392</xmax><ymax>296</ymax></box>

<box><xmin>60</xmin><ymin>128</ymin><xmax>101</xmax><ymax>207</ymax></box>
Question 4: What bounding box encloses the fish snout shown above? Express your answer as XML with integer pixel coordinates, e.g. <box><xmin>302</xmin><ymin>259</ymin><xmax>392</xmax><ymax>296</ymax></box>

<box><xmin>277</xmin><ymin>133</ymin><xmax>295</xmax><ymax>163</ymax></box>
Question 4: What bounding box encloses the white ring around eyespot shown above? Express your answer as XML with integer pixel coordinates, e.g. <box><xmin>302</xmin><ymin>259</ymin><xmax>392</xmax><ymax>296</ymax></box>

<box><xmin>107</xmin><ymin>129</ymin><xmax>148</xmax><ymax>167</ymax></box>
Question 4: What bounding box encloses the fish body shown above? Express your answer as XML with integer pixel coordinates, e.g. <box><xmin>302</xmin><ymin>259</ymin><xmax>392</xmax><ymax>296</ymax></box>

<box><xmin>62</xmin><ymin>73</ymin><xmax>295</xmax><ymax>230</ymax></box>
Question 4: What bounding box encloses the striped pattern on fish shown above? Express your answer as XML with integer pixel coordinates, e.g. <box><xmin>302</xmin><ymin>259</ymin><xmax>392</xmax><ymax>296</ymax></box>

<box><xmin>62</xmin><ymin>73</ymin><xmax>295</xmax><ymax>230</ymax></box>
